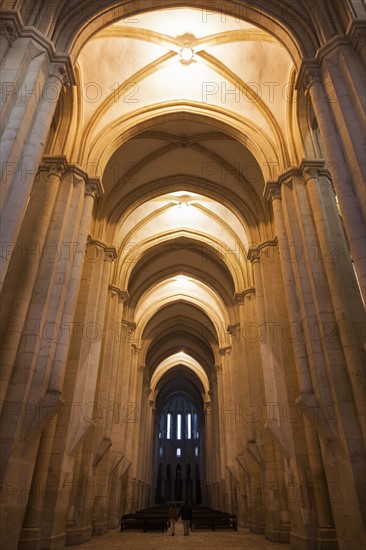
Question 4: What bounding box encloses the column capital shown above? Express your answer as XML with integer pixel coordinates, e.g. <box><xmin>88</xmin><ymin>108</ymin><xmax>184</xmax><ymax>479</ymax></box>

<box><xmin>108</xmin><ymin>284</ymin><xmax>120</xmax><ymax>296</ymax></box>
<box><xmin>109</xmin><ymin>287</ymin><xmax>129</xmax><ymax>302</ymax></box>
<box><xmin>21</xmin><ymin>26</ymin><xmax>76</xmax><ymax>86</ymax></box>
<box><xmin>85</xmin><ymin>177</ymin><xmax>103</xmax><ymax>199</ymax></box>
<box><xmin>218</xmin><ymin>346</ymin><xmax>231</xmax><ymax>356</ymax></box>
<box><xmin>277</xmin><ymin>167</ymin><xmax>301</xmax><ymax>189</ymax></box>
<box><xmin>104</xmin><ymin>247</ymin><xmax>117</xmax><ymax>262</ymax></box>
<box><xmin>0</xmin><ymin>10</ymin><xmax>76</xmax><ymax>85</ymax></box>
<box><xmin>315</xmin><ymin>34</ymin><xmax>350</xmax><ymax>66</ymax></box>
<box><xmin>48</xmin><ymin>61</ymin><xmax>70</xmax><ymax>87</ymax></box>
<box><xmin>247</xmin><ymin>240</ymin><xmax>277</xmax><ymax>263</ymax></box>
<box><xmin>86</xmin><ymin>239</ymin><xmax>117</xmax><ymax>262</ymax></box>
<box><xmin>227</xmin><ymin>323</ymin><xmax>240</xmax><ymax>337</ymax></box>
<box><xmin>346</xmin><ymin>19</ymin><xmax>366</xmax><ymax>57</ymax></box>
<box><xmin>0</xmin><ymin>10</ymin><xmax>23</xmax><ymax>45</ymax></box>
<box><xmin>131</xmin><ymin>343</ymin><xmax>141</xmax><ymax>354</ymax></box>
<box><xmin>87</xmin><ymin>237</ymin><xmax>106</xmax><ymax>251</ymax></box>
<box><xmin>295</xmin><ymin>59</ymin><xmax>322</xmax><ymax>93</ymax></box>
<box><xmin>263</xmin><ymin>181</ymin><xmax>282</xmax><ymax>202</ymax></box>
<box><xmin>39</xmin><ymin>155</ymin><xmax>68</xmax><ymax>179</ymax></box>
<box><xmin>63</xmin><ymin>164</ymin><xmax>104</xmax><ymax>194</ymax></box>
<box><xmin>234</xmin><ymin>288</ymin><xmax>255</xmax><ymax>305</ymax></box>
<box><xmin>122</xmin><ymin>320</ymin><xmax>136</xmax><ymax>332</ymax></box>
<box><xmin>49</xmin><ymin>54</ymin><xmax>76</xmax><ymax>86</ymax></box>
<box><xmin>119</xmin><ymin>290</ymin><xmax>129</xmax><ymax>302</ymax></box>
<box><xmin>299</xmin><ymin>159</ymin><xmax>328</xmax><ymax>181</ymax></box>
<box><xmin>247</xmin><ymin>246</ymin><xmax>261</xmax><ymax>264</ymax></box>
<box><xmin>204</xmin><ymin>401</ymin><xmax>212</xmax><ymax>412</ymax></box>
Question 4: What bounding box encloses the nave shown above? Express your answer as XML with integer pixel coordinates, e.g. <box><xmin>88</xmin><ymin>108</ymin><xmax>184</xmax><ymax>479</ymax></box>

<box><xmin>0</xmin><ymin>2</ymin><xmax>365</xmax><ymax>550</ymax></box>
<box><xmin>66</xmin><ymin>526</ymin><xmax>291</xmax><ymax>550</ymax></box>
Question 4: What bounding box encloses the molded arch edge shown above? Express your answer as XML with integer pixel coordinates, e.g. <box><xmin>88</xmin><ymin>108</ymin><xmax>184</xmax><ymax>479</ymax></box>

<box><xmin>53</xmin><ymin>0</ymin><xmax>319</xmax><ymax>67</ymax></box>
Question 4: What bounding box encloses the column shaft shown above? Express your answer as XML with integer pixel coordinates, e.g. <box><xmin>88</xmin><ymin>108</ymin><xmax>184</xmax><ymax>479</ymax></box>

<box><xmin>307</xmin><ymin>76</ymin><xmax>366</xmax><ymax>300</ymax></box>
<box><xmin>0</xmin><ymin>69</ymin><xmax>64</xmax><ymax>288</ymax></box>
<box><xmin>0</xmin><ymin>160</ymin><xmax>65</xmax><ymax>409</ymax></box>
<box><xmin>48</xmin><ymin>184</ymin><xmax>97</xmax><ymax>394</ymax></box>
<box><xmin>270</xmin><ymin>191</ymin><xmax>313</xmax><ymax>393</ymax></box>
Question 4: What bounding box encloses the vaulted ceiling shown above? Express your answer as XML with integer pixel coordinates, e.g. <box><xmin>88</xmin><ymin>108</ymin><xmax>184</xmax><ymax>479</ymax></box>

<box><xmin>46</xmin><ymin>4</ymin><xmax>318</xmax><ymax>408</ymax></box>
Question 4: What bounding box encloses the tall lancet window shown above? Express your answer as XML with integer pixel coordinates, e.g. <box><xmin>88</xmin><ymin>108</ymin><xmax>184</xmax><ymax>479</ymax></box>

<box><xmin>187</xmin><ymin>413</ymin><xmax>192</xmax><ymax>439</ymax></box>
<box><xmin>167</xmin><ymin>413</ymin><xmax>172</xmax><ymax>439</ymax></box>
<box><xmin>177</xmin><ymin>413</ymin><xmax>182</xmax><ymax>440</ymax></box>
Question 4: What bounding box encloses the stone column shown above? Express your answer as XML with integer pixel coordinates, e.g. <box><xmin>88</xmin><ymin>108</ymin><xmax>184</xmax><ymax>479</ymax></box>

<box><xmin>90</xmin><ymin>286</ymin><xmax>120</xmax><ymax>536</ymax></box>
<box><xmin>0</xmin><ymin>157</ymin><xmax>66</xmax><ymax>410</ymax></box>
<box><xmin>204</xmin><ymin>400</ymin><xmax>213</xmax><ymax>491</ymax></box>
<box><xmin>248</xmin><ymin>243</ymin><xmax>322</xmax><ymax>546</ymax></box>
<box><xmin>124</xmin><ymin>347</ymin><xmax>143</xmax><ymax>513</ymax></box>
<box><xmin>9</xmin><ymin>164</ymin><xmax>87</xmax><ymax>549</ymax></box>
<box><xmin>106</xmin><ymin>290</ymin><xmax>127</xmax><ymax>527</ymax></box>
<box><xmin>301</xmin><ymin>162</ymin><xmax>366</xmax><ymax>440</ymax></box>
<box><xmin>234</xmin><ymin>289</ymin><xmax>259</xmax><ymax>443</ymax></box>
<box><xmin>279</xmin><ymin>166</ymin><xmax>365</xmax><ymax>549</ymax></box>
<box><xmin>65</xmin><ymin>245</ymin><xmax>116</xmax><ymax>545</ymax></box>
<box><xmin>208</xmin><ymin>383</ymin><xmax>221</xmax><ymax>509</ymax></box>
<box><xmin>17</xmin><ymin>424</ymin><xmax>58</xmax><ymax>550</ymax></box>
<box><xmin>18</xmin><ymin>175</ymin><xmax>100</xmax><ymax>545</ymax></box>
<box><xmin>110</xmin><ymin>312</ymin><xmax>134</xmax><ymax>464</ymax></box>
<box><xmin>47</xmin><ymin>178</ymin><xmax>102</xmax><ymax>396</ymax></box>
<box><xmin>103</xmin><ymin>288</ymin><xmax>126</xmax><ymax>442</ymax></box>
<box><xmin>235</xmin><ymin>289</ymin><xmax>267</xmax><ymax>534</ymax></box>
<box><xmin>247</xmin><ymin>248</ymin><xmax>280</xmax><ymax>422</ymax></box>
<box><xmin>346</xmin><ymin>19</ymin><xmax>366</xmax><ymax>66</ymax></box>
<box><xmin>115</xmin><ymin>322</ymin><xmax>138</xmax><ymax>514</ymax></box>
<box><xmin>316</xmin><ymin>36</ymin><xmax>366</xmax><ymax>219</ymax></box>
<box><xmin>141</xmin><ymin>394</ymin><xmax>154</xmax><ymax>508</ymax></box>
<box><xmin>67</xmin><ymin>243</ymin><xmax>117</xmax><ymax>456</ymax></box>
<box><xmin>136</xmin><ymin>378</ymin><xmax>152</xmax><ymax>509</ymax></box>
<box><xmin>247</xmin><ymin>247</ymin><xmax>287</xmax><ymax>541</ymax></box>
<box><xmin>0</xmin><ymin>62</ymin><xmax>69</xmax><ymax>289</ymax></box>
<box><xmin>0</xmin><ymin>11</ymin><xmax>22</xmax><ymax>67</ymax></box>
<box><xmin>296</xmin><ymin>60</ymin><xmax>366</xmax><ymax>301</ymax></box>
<box><xmin>20</xmin><ymin>164</ymin><xmax>86</xmax><ymax>435</ymax></box>
<box><xmin>214</xmin><ymin>350</ymin><xmax>238</xmax><ymax>513</ymax></box>
<box><xmin>265</xmin><ymin>176</ymin><xmax>337</xmax><ymax>546</ymax></box>
<box><xmin>264</xmin><ymin>182</ymin><xmax>313</xmax><ymax>395</ymax></box>
<box><xmin>219</xmin><ymin>345</ymin><xmax>238</xmax><ymax>514</ymax></box>
<box><xmin>0</xmin><ymin>166</ymin><xmax>100</xmax><ymax>550</ymax></box>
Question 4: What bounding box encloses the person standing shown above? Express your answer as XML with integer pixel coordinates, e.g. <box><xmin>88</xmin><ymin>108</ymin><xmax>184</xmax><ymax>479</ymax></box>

<box><xmin>178</xmin><ymin>501</ymin><xmax>192</xmax><ymax>535</ymax></box>
<box><xmin>168</xmin><ymin>504</ymin><xmax>178</xmax><ymax>536</ymax></box>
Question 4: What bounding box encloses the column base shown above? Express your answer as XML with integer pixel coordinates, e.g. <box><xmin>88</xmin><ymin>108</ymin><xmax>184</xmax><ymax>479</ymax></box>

<box><xmin>265</xmin><ymin>523</ymin><xmax>290</xmax><ymax>543</ymax></box>
<box><xmin>92</xmin><ymin>521</ymin><xmax>108</xmax><ymax>536</ymax></box>
<box><xmin>249</xmin><ymin>521</ymin><xmax>265</xmax><ymax>534</ymax></box>
<box><xmin>108</xmin><ymin>518</ymin><xmax>120</xmax><ymax>529</ymax></box>
<box><xmin>40</xmin><ymin>533</ymin><xmax>66</xmax><ymax>550</ymax></box>
<box><xmin>65</xmin><ymin>525</ymin><xmax>92</xmax><ymax>545</ymax></box>
<box><xmin>18</xmin><ymin>527</ymin><xmax>41</xmax><ymax>550</ymax></box>
<box><xmin>316</xmin><ymin>528</ymin><xmax>338</xmax><ymax>549</ymax></box>
<box><xmin>289</xmin><ymin>531</ymin><xmax>317</xmax><ymax>550</ymax></box>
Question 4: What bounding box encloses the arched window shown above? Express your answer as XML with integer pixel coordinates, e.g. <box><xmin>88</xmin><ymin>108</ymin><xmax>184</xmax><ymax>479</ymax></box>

<box><xmin>167</xmin><ymin>413</ymin><xmax>172</xmax><ymax>439</ymax></box>
<box><xmin>186</xmin><ymin>413</ymin><xmax>192</xmax><ymax>439</ymax></box>
<box><xmin>177</xmin><ymin>448</ymin><xmax>181</xmax><ymax>457</ymax></box>
<box><xmin>195</xmin><ymin>446</ymin><xmax>199</xmax><ymax>457</ymax></box>
<box><xmin>177</xmin><ymin>413</ymin><xmax>182</xmax><ymax>440</ymax></box>
<box><xmin>193</xmin><ymin>413</ymin><xmax>199</xmax><ymax>438</ymax></box>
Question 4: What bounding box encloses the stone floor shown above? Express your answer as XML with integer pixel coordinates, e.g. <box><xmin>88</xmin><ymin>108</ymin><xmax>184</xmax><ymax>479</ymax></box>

<box><xmin>66</xmin><ymin>525</ymin><xmax>291</xmax><ymax>550</ymax></box>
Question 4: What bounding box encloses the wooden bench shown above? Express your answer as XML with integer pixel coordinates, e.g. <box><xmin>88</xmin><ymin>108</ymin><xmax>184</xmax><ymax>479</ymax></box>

<box><xmin>121</xmin><ymin>513</ymin><xmax>168</xmax><ymax>532</ymax></box>
<box><xmin>191</xmin><ymin>513</ymin><xmax>237</xmax><ymax>531</ymax></box>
